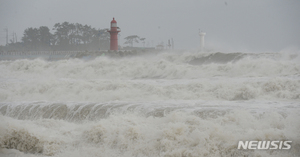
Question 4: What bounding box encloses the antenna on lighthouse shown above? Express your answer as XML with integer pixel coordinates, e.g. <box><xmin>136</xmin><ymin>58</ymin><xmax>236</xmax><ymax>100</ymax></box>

<box><xmin>199</xmin><ymin>29</ymin><xmax>206</xmax><ymax>51</ymax></box>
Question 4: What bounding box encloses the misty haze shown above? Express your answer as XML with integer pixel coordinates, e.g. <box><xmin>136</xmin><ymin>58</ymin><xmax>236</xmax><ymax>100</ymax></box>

<box><xmin>0</xmin><ymin>0</ymin><xmax>299</xmax><ymax>157</ymax></box>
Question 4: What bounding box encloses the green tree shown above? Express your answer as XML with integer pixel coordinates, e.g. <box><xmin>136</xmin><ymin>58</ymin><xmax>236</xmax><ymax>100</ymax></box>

<box><xmin>82</xmin><ymin>25</ymin><xmax>93</xmax><ymax>44</ymax></box>
<box><xmin>98</xmin><ymin>29</ymin><xmax>110</xmax><ymax>41</ymax></box>
<box><xmin>22</xmin><ymin>27</ymin><xmax>39</xmax><ymax>50</ymax></box>
<box><xmin>38</xmin><ymin>26</ymin><xmax>53</xmax><ymax>47</ymax></box>
<box><xmin>124</xmin><ymin>35</ymin><xmax>140</xmax><ymax>47</ymax></box>
<box><xmin>53</xmin><ymin>22</ymin><xmax>75</xmax><ymax>46</ymax></box>
<box><xmin>74</xmin><ymin>23</ymin><xmax>84</xmax><ymax>45</ymax></box>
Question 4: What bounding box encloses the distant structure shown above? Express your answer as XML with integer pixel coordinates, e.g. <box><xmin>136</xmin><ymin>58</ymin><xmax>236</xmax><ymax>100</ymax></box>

<box><xmin>167</xmin><ymin>39</ymin><xmax>171</xmax><ymax>49</ymax></box>
<box><xmin>108</xmin><ymin>18</ymin><xmax>120</xmax><ymax>50</ymax></box>
<box><xmin>199</xmin><ymin>30</ymin><xmax>206</xmax><ymax>51</ymax></box>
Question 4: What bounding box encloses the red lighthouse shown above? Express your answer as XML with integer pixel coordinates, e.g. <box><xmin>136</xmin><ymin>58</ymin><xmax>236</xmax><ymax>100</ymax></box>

<box><xmin>108</xmin><ymin>18</ymin><xmax>120</xmax><ymax>50</ymax></box>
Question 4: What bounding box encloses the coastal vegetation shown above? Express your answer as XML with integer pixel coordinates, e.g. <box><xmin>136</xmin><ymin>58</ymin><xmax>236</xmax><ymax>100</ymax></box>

<box><xmin>2</xmin><ymin>22</ymin><xmax>110</xmax><ymax>51</ymax></box>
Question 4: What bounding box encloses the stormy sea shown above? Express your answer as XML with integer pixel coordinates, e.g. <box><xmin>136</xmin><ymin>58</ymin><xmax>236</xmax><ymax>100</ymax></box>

<box><xmin>0</xmin><ymin>50</ymin><xmax>299</xmax><ymax>157</ymax></box>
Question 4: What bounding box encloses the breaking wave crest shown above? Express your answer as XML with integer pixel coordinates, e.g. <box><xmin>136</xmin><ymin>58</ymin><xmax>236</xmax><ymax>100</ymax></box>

<box><xmin>0</xmin><ymin>78</ymin><xmax>299</xmax><ymax>102</ymax></box>
<box><xmin>0</xmin><ymin>51</ymin><xmax>299</xmax><ymax>102</ymax></box>
<box><xmin>0</xmin><ymin>51</ymin><xmax>299</xmax><ymax>80</ymax></box>
<box><xmin>1</xmin><ymin>108</ymin><xmax>299</xmax><ymax>157</ymax></box>
<box><xmin>1</xmin><ymin>50</ymin><xmax>300</xmax><ymax>156</ymax></box>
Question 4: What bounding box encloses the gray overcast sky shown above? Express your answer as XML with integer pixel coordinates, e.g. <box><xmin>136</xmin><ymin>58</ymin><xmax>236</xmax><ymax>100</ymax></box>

<box><xmin>0</xmin><ymin>0</ymin><xmax>299</xmax><ymax>52</ymax></box>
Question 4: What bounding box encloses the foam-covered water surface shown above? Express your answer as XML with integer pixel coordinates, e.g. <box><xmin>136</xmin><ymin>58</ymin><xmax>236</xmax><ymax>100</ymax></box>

<box><xmin>0</xmin><ymin>51</ymin><xmax>300</xmax><ymax>156</ymax></box>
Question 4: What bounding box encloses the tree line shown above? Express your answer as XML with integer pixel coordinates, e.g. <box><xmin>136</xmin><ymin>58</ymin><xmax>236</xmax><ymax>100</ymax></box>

<box><xmin>4</xmin><ymin>22</ymin><xmax>110</xmax><ymax>51</ymax></box>
<box><xmin>1</xmin><ymin>22</ymin><xmax>151</xmax><ymax>52</ymax></box>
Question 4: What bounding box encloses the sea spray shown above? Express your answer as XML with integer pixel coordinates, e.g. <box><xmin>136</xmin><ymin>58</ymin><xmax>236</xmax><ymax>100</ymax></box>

<box><xmin>0</xmin><ymin>51</ymin><xmax>299</xmax><ymax>156</ymax></box>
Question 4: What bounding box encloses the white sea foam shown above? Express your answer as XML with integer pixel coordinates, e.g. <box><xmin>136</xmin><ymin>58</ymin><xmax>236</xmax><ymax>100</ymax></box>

<box><xmin>0</xmin><ymin>51</ymin><xmax>299</xmax><ymax>102</ymax></box>
<box><xmin>0</xmin><ymin>51</ymin><xmax>299</xmax><ymax>80</ymax></box>
<box><xmin>0</xmin><ymin>77</ymin><xmax>299</xmax><ymax>102</ymax></box>
<box><xmin>0</xmin><ymin>51</ymin><xmax>299</xmax><ymax>156</ymax></box>
<box><xmin>0</xmin><ymin>108</ymin><xmax>299</xmax><ymax>157</ymax></box>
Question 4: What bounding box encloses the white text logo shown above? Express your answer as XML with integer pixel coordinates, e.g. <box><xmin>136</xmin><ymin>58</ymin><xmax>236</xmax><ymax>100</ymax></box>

<box><xmin>237</xmin><ymin>141</ymin><xmax>292</xmax><ymax>150</ymax></box>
